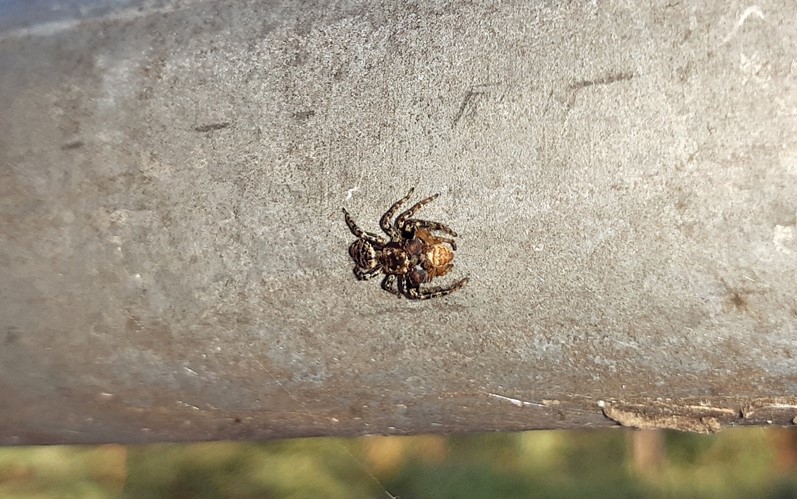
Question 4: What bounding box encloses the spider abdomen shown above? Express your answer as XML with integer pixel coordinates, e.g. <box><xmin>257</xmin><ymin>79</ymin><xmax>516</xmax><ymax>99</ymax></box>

<box><xmin>424</xmin><ymin>244</ymin><xmax>454</xmax><ymax>270</ymax></box>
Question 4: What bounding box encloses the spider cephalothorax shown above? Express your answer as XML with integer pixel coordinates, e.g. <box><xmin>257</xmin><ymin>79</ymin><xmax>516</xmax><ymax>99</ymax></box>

<box><xmin>342</xmin><ymin>188</ymin><xmax>469</xmax><ymax>300</ymax></box>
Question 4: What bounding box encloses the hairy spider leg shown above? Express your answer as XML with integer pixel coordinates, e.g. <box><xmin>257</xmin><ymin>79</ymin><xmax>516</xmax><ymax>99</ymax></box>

<box><xmin>380</xmin><ymin>274</ymin><xmax>402</xmax><ymax>297</ymax></box>
<box><xmin>342</xmin><ymin>208</ymin><xmax>388</xmax><ymax>246</ymax></box>
<box><xmin>379</xmin><ymin>187</ymin><xmax>415</xmax><ymax>240</ymax></box>
<box><xmin>407</xmin><ymin>220</ymin><xmax>458</xmax><ymax>237</ymax></box>
<box><xmin>404</xmin><ymin>277</ymin><xmax>470</xmax><ymax>300</ymax></box>
<box><xmin>354</xmin><ymin>266</ymin><xmax>381</xmax><ymax>281</ymax></box>
<box><xmin>406</xmin><ymin>221</ymin><xmax>458</xmax><ymax>249</ymax></box>
<box><xmin>424</xmin><ymin>262</ymin><xmax>454</xmax><ymax>278</ymax></box>
<box><xmin>396</xmin><ymin>273</ymin><xmax>409</xmax><ymax>298</ymax></box>
<box><xmin>395</xmin><ymin>193</ymin><xmax>439</xmax><ymax>231</ymax></box>
<box><xmin>395</xmin><ymin>194</ymin><xmax>461</xmax><ymax>241</ymax></box>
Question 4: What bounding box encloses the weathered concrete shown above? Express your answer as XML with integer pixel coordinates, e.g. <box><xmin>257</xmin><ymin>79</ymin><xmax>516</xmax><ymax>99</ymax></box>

<box><xmin>1</xmin><ymin>0</ymin><xmax>796</xmax><ymax>444</ymax></box>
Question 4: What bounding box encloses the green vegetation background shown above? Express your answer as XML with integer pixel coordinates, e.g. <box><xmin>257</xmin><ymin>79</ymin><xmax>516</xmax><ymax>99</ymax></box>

<box><xmin>1</xmin><ymin>428</ymin><xmax>796</xmax><ymax>498</ymax></box>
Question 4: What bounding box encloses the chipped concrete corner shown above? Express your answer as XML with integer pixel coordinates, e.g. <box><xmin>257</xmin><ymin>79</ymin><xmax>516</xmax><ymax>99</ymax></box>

<box><xmin>599</xmin><ymin>398</ymin><xmax>797</xmax><ymax>434</ymax></box>
<box><xmin>2</xmin><ymin>0</ymin><xmax>797</xmax><ymax>444</ymax></box>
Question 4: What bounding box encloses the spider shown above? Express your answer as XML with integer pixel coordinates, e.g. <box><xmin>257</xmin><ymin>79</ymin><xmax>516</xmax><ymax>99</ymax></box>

<box><xmin>342</xmin><ymin>188</ymin><xmax>469</xmax><ymax>300</ymax></box>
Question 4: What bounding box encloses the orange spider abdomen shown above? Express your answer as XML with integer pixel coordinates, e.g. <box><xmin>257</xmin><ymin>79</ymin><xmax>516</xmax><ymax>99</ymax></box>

<box><xmin>424</xmin><ymin>244</ymin><xmax>455</xmax><ymax>277</ymax></box>
<box><xmin>427</xmin><ymin>244</ymin><xmax>453</xmax><ymax>267</ymax></box>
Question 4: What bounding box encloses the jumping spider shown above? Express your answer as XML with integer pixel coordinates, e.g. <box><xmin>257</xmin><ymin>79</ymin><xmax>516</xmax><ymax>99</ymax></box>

<box><xmin>343</xmin><ymin>188</ymin><xmax>469</xmax><ymax>300</ymax></box>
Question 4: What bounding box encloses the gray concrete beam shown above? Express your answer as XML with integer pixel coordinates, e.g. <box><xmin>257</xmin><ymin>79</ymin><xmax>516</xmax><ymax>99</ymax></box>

<box><xmin>1</xmin><ymin>0</ymin><xmax>796</xmax><ymax>444</ymax></box>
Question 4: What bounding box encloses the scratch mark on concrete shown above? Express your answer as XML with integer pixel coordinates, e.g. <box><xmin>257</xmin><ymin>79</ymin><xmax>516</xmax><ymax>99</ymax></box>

<box><xmin>569</xmin><ymin>72</ymin><xmax>636</xmax><ymax>92</ymax></box>
<box><xmin>721</xmin><ymin>6</ymin><xmax>765</xmax><ymax>45</ymax></box>
<box><xmin>61</xmin><ymin>140</ymin><xmax>85</xmax><ymax>150</ymax></box>
<box><xmin>567</xmin><ymin>72</ymin><xmax>636</xmax><ymax>108</ymax></box>
<box><xmin>452</xmin><ymin>85</ymin><xmax>491</xmax><ymax>128</ymax></box>
<box><xmin>194</xmin><ymin>122</ymin><xmax>231</xmax><ymax>133</ymax></box>
<box><xmin>176</xmin><ymin>400</ymin><xmax>200</xmax><ymax>411</ymax></box>
<box><xmin>292</xmin><ymin>110</ymin><xmax>316</xmax><ymax>121</ymax></box>
<box><xmin>488</xmin><ymin>393</ymin><xmax>547</xmax><ymax>408</ymax></box>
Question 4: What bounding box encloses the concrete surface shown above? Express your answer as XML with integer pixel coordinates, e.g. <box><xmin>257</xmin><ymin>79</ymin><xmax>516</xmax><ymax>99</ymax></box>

<box><xmin>1</xmin><ymin>0</ymin><xmax>797</xmax><ymax>444</ymax></box>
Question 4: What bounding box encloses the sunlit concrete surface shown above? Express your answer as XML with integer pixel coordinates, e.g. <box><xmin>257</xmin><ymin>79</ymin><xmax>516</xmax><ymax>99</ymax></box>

<box><xmin>1</xmin><ymin>0</ymin><xmax>796</xmax><ymax>444</ymax></box>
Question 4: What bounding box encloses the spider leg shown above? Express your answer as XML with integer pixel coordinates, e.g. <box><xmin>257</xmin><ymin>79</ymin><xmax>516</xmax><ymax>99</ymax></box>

<box><xmin>409</xmin><ymin>222</ymin><xmax>458</xmax><ymax>250</ymax></box>
<box><xmin>404</xmin><ymin>277</ymin><xmax>469</xmax><ymax>300</ymax></box>
<box><xmin>424</xmin><ymin>262</ymin><xmax>453</xmax><ymax>278</ymax></box>
<box><xmin>380</xmin><ymin>274</ymin><xmax>402</xmax><ymax>297</ymax></box>
<box><xmin>395</xmin><ymin>193</ymin><xmax>440</xmax><ymax>235</ymax></box>
<box><xmin>343</xmin><ymin>208</ymin><xmax>388</xmax><ymax>246</ymax></box>
<box><xmin>379</xmin><ymin>188</ymin><xmax>415</xmax><ymax>240</ymax></box>
<box><xmin>406</xmin><ymin>219</ymin><xmax>458</xmax><ymax>238</ymax></box>
<box><xmin>397</xmin><ymin>274</ymin><xmax>409</xmax><ymax>298</ymax></box>
<box><xmin>354</xmin><ymin>266</ymin><xmax>381</xmax><ymax>281</ymax></box>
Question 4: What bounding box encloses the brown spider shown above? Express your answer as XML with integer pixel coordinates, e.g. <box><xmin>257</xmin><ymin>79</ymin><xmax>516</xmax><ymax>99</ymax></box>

<box><xmin>342</xmin><ymin>188</ymin><xmax>469</xmax><ymax>300</ymax></box>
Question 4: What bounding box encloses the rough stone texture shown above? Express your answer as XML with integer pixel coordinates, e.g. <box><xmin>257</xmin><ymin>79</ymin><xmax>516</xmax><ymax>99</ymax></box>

<box><xmin>1</xmin><ymin>0</ymin><xmax>796</xmax><ymax>444</ymax></box>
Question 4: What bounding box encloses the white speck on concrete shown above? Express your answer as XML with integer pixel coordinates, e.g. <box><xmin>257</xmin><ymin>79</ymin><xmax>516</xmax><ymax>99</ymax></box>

<box><xmin>773</xmin><ymin>224</ymin><xmax>795</xmax><ymax>254</ymax></box>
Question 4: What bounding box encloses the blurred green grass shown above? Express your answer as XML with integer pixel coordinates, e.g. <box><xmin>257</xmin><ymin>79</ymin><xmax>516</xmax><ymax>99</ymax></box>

<box><xmin>0</xmin><ymin>427</ymin><xmax>795</xmax><ymax>498</ymax></box>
